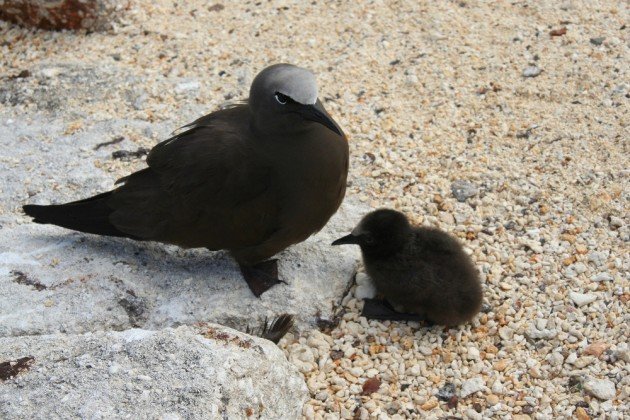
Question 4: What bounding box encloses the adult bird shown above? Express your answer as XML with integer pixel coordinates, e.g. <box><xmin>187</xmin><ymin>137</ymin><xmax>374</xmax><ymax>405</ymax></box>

<box><xmin>23</xmin><ymin>64</ymin><xmax>349</xmax><ymax>297</ymax></box>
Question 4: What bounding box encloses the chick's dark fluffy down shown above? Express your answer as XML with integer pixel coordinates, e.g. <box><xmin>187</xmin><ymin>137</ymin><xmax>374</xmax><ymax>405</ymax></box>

<box><xmin>363</xmin><ymin>227</ymin><xmax>482</xmax><ymax>326</ymax></box>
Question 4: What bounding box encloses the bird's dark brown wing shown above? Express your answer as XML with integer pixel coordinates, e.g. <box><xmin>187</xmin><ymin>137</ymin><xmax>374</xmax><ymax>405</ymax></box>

<box><xmin>108</xmin><ymin>107</ymin><xmax>280</xmax><ymax>250</ymax></box>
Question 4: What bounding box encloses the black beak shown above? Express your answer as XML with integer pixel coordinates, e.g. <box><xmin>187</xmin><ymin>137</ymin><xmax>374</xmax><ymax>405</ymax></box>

<box><xmin>298</xmin><ymin>104</ymin><xmax>342</xmax><ymax>136</ymax></box>
<box><xmin>331</xmin><ymin>233</ymin><xmax>359</xmax><ymax>246</ymax></box>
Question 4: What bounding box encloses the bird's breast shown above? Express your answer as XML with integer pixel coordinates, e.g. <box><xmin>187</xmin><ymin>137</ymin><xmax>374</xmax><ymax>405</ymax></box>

<box><xmin>268</xmin><ymin>130</ymin><xmax>348</xmax><ymax>234</ymax></box>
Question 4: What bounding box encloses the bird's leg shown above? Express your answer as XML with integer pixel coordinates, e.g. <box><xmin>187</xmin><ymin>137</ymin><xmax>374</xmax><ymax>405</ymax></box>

<box><xmin>239</xmin><ymin>259</ymin><xmax>287</xmax><ymax>297</ymax></box>
<box><xmin>361</xmin><ymin>298</ymin><xmax>426</xmax><ymax>322</ymax></box>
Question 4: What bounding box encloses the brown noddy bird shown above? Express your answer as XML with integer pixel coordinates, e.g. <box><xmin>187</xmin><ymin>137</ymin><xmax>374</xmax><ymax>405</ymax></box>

<box><xmin>332</xmin><ymin>209</ymin><xmax>482</xmax><ymax>326</ymax></box>
<box><xmin>23</xmin><ymin>63</ymin><xmax>349</xmax><ymax>297</ymax></box>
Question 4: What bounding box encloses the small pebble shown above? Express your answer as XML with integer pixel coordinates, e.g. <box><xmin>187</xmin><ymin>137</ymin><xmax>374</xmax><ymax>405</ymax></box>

<box><xmin>573</xmin><ymin>263</ymin><xmax>587</xmax><ymax>274</ymax></box>
<box><xmin>361</xmin><ymin>377</ymin><xmax>381</xmax><ymax>395</ymax></box>
<box><xmin>609</xmin><ymin>216</ymin><xmax>623</xmax><ymax>228</ymax></box>
<box><xmin>451</xmin><ymin>180</ymin><xmax>478</xmax><ymax>202</ymax></box>
<box><xmin>590</xmin><ymin>37</ymin><xmax>605</xmax><ymax>46</ymax></box>
<box><xmin>436</xmin><ymin>383</ymin><xmax>456</xmax><ymax>401</ymax></box>
<box><xmin>420</xmin><ymin>397</ymin><xmax>438</xmax><ymax>411</ymax></box>
<box><xmin>591</xmin><ymin>272</ymin><xmax>613</xmax><ymax>282</ymax></box>
<box><xmin>355</xmin><ymin>281</ymin><xmax>377</xmax><ymax>299</ymax></box>
<box><xmin>569</xmin><ymin>292</ymin><xmax>598</xmax><ymax>307</ymax></box>
<box><xmin>487</xmin><ymin>394</ymin><xmax>500</xmax><ymax>405</ymax></box>
<box><xmin>493</xmin><ymin>360</ymin><xmax>508</xmax><ymax>372</ymax></box>
<box><xmin>465</xmin><ymin>409</ymin><xmax>483</xmax><ymax>420</ymax></box>
<box><xmin>573</xmin><ymin>356</ymin><xmax>594</xmax><ymax>368</ymax></box>
<box><xmin>460</xmin><ymin>377</ymin><xmax>484</xmax><ymax>397</ymax></box>
<box><xmin>575</xmin><ymin>407</ymin><xmax>590</xmax><ymax>420</ymax></box>
<box><xmin>522</xmin><ymin>66</ymin><xmax>542</xmax><ymax>77</ymax></box>
<box><xmin>583</xmin><ymin>342</ymin><xmax>608</xmax><ymax>357</ymax></box>
<box><xmin>467</xmin><ymin>346</ymin><xmax>480</xmax><ymax>360</ymax></box>
<box><xmin>583</xmin><ymin>377</ymin><xmax>616</xmax><ymax>400</ymax></box>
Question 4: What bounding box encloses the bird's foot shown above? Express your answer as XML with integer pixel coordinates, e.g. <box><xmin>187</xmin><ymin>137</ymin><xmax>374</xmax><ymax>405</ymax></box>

<box><xmin>239</xmin><ymin>259</ymin><xmax>287</xmax><ymax>297</ymax></box>
<box><xmin>361</xmin><ymin>298</ymin><xmax>426</xmax><ymax>322</ymax></box>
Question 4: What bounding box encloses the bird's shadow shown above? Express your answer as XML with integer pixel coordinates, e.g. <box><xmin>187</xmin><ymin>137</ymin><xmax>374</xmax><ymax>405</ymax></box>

<box><xmin>27</xmin><ymin>231</ymin><xmax>251</xmax><ymax>293</ymax></box>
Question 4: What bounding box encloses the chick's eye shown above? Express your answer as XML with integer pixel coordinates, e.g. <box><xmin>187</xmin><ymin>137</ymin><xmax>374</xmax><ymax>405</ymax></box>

<box><xmin>363</xmin><ymin>234</ymin><xmax>375</xmax><ymax>245</ymax></box>
<box><xmin>275</xmin><ymin>92</ymin><xmax>289</xmax><ymax>105</ymax></box>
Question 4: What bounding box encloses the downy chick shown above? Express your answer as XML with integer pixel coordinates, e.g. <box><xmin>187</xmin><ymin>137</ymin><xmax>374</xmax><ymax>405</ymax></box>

<box><xmin>332</xmin><ymin>209</ymin><xmax>482</xmax><ymax>326</ymax></box>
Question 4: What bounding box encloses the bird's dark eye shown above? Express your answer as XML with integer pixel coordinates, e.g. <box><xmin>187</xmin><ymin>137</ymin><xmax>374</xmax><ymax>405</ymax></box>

<box><xmin>363</xmin><ymin>233</ymin><xmax>376</xmax><ymax>245</ymax></box>
<box><xmin>275</xmin><ymin>92</ymin><xmax>289</xmax><ymax>105</ymax></box>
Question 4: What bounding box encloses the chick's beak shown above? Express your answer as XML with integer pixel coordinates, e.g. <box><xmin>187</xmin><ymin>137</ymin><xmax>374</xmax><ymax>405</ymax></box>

<box><xmin>331</xmin><ymin>233</ymin><xmax>360</xmax><ymax>246</ymax></box>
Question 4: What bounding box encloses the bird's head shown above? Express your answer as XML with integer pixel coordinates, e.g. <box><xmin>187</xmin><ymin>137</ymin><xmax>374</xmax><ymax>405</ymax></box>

<box><xmin>332</xmin><ymin>209</ymin><xmax>412</xmax><ymax>258</ymax></box>
<box><xmin>249</xmin><ymin>63</ymin><xmax>342</xmax><ymax>136</ymax></box>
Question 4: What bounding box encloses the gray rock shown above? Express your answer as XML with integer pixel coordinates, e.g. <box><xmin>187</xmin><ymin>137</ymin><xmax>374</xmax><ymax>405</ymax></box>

<box><xmin>590</xmin><ymin>37</ymin><xmax>606</xmax><ymax>46</ymax></box>
<box><xmin>460</xmin><ymin>377</ymin><xmax>485</xmax><ymax>397</ymax></box>
<box><xmin>523</xmin><ymin>66</ymin><xmax>543</xmax><ymax>78</ymax></box>
<box><xmin>451</xmin><ymin>180</ymin><xmax>478</xmax><ymax>202</ymax></box>
<box><xmin>0</xmin><ymin>326</ymin><xmax>307</xmax><ymax>418</ymax></box>
<box><xmin>520</xmin><ymin>238</ymin><xmax>543</xmax><ymax>254</ymax></box>
<box><xmin>565</xmin><ymin>352</ymin><xmax>578</xmax><ymax>365</ymax></box>
<box><xmin>583</xmin><ymin>377</ymin><xmax>616</xmax><ymax>400</ymax></box>
<box><xmin>354</xmin><ymin>282</ymin><xmax>377</xmax><ymax>300</ymax></box>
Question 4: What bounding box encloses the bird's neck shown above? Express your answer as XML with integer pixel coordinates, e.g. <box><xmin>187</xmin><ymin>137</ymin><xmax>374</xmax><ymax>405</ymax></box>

<box><xmin>251</xmin><ymin>120</ymin><xmax>321</xmax><ymax>139</ymax></box>
<box><xmin>361</xmin><ymin>242</ymin><xmax>405</xmax><ymax>261</ymax></box>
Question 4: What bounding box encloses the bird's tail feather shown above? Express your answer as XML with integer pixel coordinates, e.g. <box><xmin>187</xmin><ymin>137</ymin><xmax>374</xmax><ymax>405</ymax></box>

<box><xmin>246</xmin><ymin>314</ymin><xmax>294</xmax><ymax>344</ymax></box>
<box><xmin>23</xmin><ymin>191</ymin><xmax>133</xmax><ymax>239</ymax></box>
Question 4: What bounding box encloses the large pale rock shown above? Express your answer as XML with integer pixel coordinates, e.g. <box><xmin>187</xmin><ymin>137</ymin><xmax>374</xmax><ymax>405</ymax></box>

<box><xmin>0</xmin><ymin>0</ymin><xmax>128</xmax><ymax>31</ymax></box>
<box><xmin>0</xmin><ymin>200</ymin><xmax>361</xmax><ymax>336</ymax></box>
<box><xmin>0</xmin><ymin>326</ymin><xmax>308</xmax><ymax>418</ymax></box>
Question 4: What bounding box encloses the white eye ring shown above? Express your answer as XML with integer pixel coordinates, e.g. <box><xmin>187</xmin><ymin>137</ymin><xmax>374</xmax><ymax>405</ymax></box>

<box><xmin>275</xmin><ymin>93</ymin><xmax>288</xmax><ymax>105</ymax></box>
